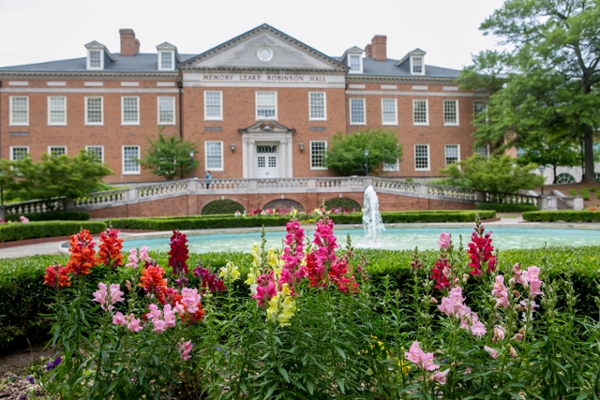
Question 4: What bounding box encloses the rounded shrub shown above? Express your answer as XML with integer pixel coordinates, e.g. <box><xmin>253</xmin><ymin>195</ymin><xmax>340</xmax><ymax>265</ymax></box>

<box><xmin>201</xmin><ymin>199</ymin><xmax>245</xmax><ymax>215</ymax></box>
<box><xmin>324</xmin><ymin>197</ymin><xmax>361</xmax><ymax>211</ymax></box>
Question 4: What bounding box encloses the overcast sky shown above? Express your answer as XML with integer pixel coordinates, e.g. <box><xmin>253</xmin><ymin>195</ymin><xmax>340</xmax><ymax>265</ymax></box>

<box><xmin>0</xmin><ymin>0</ymin><xmax>507</xmax><ymax>70</ymax></box>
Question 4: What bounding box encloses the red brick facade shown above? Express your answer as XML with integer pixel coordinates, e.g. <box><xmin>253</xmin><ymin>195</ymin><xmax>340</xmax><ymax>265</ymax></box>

<box><xmin>0</xmin><ymin>24</ymin><xmax>486</xmax><ymax>185</ymax></box>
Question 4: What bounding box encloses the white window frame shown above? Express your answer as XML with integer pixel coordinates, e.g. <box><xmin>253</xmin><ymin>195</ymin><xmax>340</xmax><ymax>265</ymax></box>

<box><xmin>10</xmin><ymin>146</ymin><xmax>29</xmax><ymax>161</ymax></box>
<box><xmin>445</xmin><ymin>144</ymin><xmax>460</xmax><ymax>166</ymax></box>
<box><xmin>348</xmin><ymin>54</ymin><xmax>363</xmax><ymax>73</ymax></box>
<box><xmin>349</xmin><ymin>98</ymin><xmax>366</xmax><ymax>125</ymax></box>
<box><xmin>413</xmin><ymin>99</ymin><xmax>428</xmax><ymax>126</ymax></box>
<box><xmin>308</xmin><ymin>92</ymin><xmax>327</xmax><ymax>121</ymax></box>
<box><xmin>381</xmin><ymin>98</ymin><xmax>398</xmax><ymax>125</ymax></box>
<box><xmin>122</xmin><ymin>145</ymin><xmax>140</xmax><ymax>175</ymax></box>
<box><xmin>443</xmin><ymin>100</ymin><xmax>459</xmax><ymax>126</ymax></box>
<box><xmin>310</xmin><ymin>140</ymin><xmax>328</xmax><ymax>170</ymax></box>
<box><xmin>87</xmin><ymin>49</ymin><xmax>103</xmax><ymax>70</ymax></box>
<box><xmin>475</xmin><ymin>145</ymin><xmax>490</xmax><ymax>158</ymax></box>
<box><xmin>121</xmin><ymin>96</ymin><xmax>140</xmax><ymax>125</ymax></box>
<box><xmin>158</xmin><ymin>50</ymin><xmax>175</xmax><ymax>70</ymax></box>
<box><xmin>86</xmin><ymin>145</ymin><xmax>104</xmax><ymax>163</ymax></box>
<box><xmin>256</xmin><ymin>91</ymin><xmax>277</xmax><ymax>120</ymax></box>
<box><xmin>204</xmin><ymin>91</ymin><xmax>223</xmax><ymax>121</ymax></box>
<box><xmin>48</xmin><ymin>146</ymin><xmax>67</xmax><ymax>157</ymax></box>
<box><xmin>414</xmin><ymin>144</ymin><xmax>430</xmax><ymax>171</ymax></box>
<box><xmin>205</xmin><ymin>141</ymin><xmax>224</xmax><ymax>171</ymax></box>
<box><xmin>48</xmin><ymin>96</ymin><xmax>67</xmax><ymax>126</ymax></box>
<box><xmin>85</xmin><ymin>96</ymin><xmax>103</xmax><ymax>125</ymax></box>
<box><xmin>473</xmin><ymin>100</ymin><xmax>487</xmax><ymax>124</ymax></box>
<box><xmin>9</xmin><ymin>96</ymin><xmax>29</xmax><ymax>126</ymax></box>
<box><xmin>383</xmin><ymin>159</ymin><xmax>400</xmax><ymax>172</ymax></box>
<box><xmin>411</xmin><ymin>56</ymin><xmax>425</xmax><ymax>75</ymax></box>
<box><xmin>157</xmin><ymin>97</ymin><xmax>176</xmax><ymax>125</ymax></box>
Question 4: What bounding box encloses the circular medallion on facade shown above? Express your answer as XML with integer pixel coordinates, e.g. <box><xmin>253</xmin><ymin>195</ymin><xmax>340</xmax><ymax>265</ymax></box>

<box><xmin>257</xmin><ymin>46</ymin><xmax>273</xmax><ymax>61</ymax></box>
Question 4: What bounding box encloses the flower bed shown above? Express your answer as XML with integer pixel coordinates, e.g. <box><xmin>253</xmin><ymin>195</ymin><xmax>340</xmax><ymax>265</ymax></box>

<box><xmin>11</xmin><ymin>212</ymin><xmax>600</xmax><ymax>399</ymax></box>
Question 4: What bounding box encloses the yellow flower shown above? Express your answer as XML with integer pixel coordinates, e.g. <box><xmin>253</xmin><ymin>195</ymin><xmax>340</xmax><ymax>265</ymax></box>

<box><xmin>220</xmin><ymin>261</ymin><xmax>240</xmax><ymax>282</ymax></box>
<box><xmin>251</xmin><ymin>244</ymin><xmax>261</xmax><ymax>267</ymax></box>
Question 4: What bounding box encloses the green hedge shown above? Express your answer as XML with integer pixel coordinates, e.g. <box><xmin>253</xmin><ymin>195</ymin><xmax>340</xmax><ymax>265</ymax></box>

<box><xmin>476</xmin><ymin>202</ymin><xmax>539</xmax><ymax>213</ymax></box>
<box><xmin>522</xmin><ymin>210</ymin><xmax>600</xmax><ymax>222</ymax></box>
<box><xmin>201</xmin><ymin>199</ymin><xmax>245</xmax><ymax>215</ymax></box>
<box><xmin>0</xmin><ymin>221</ymin><xmax>106</xmax><ymax>242</ymax></box>
<box><xmin>331</xmin><ymin>210</ymin><xmax>495</xmax><ymax>225</ymax></box>
<box><xmin>4</xmin><ymin>211</ymin><xmax>90</xmax><ymax>222</ymax></box>
<box><xmin>324</xmin><ymin>198</ymin><xmax>362</xmax><ymax>211</ymax></box>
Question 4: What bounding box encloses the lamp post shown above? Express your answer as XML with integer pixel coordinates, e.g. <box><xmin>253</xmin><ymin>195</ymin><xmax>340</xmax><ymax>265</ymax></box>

<box><xmin>364</xmin><ymin>149</ymin><xmax>369</xmax><ymax>177</ymax></box>
<box><xmin>538</xmin><ymin>165</ymin><xmax>545</xmax><ymax>195</ymax></box>
<box><xmin>189</xmin><ymin>151</ymin><xmax>195</xmax><ymax>179</ymax></box>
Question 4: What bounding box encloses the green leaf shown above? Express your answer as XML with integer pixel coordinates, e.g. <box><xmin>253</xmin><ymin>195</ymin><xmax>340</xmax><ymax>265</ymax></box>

<box><xmin>278</xmin><ymin>367</ymin><xmax>290</xmax><ymax>383</ymax></box>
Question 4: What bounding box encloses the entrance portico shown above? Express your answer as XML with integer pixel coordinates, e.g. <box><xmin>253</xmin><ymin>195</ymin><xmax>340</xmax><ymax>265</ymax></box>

<box><xmin>239</xmin><ymin>121</ymin><xmax>295</xmax><ymax>179</ymax></box>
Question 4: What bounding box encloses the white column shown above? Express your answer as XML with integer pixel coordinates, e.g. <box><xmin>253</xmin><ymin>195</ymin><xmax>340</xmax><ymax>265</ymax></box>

<box><xmin>248</xmin><ymin>140</ymin><xmax>255</xmax><ymax>179</ymax></box>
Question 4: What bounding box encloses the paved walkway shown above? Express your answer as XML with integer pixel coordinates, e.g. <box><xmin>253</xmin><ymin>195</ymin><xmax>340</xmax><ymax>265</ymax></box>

<box><xmin>1</xmin><ymin>217</ymin><xmax>599</xmax><ymax>259</ymax></box>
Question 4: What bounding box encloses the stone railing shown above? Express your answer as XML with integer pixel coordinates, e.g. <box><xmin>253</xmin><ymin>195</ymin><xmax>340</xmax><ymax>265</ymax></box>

<box><xmin>373</xmin><ymin>178</ymin><xmax>419</xmax><ymax>193</ymax></box>
<box><xmin>426</xmin><ymin>184</ymin><xmax>479</xmax><ymax>201</ymax></box>
<box><xmin>137</xmin><ymin>180</ymin><xmax>189</xmax><ymax>198</ymax></box>
<box><xmin>483</xmin><ymin>191</ymin><xmax>540</xmax><ymax>207</ymax></box>
<box><xmin>73</xmin><ymin>188</ymin><xmax>129</xmax><ymax>207</ymax></box>
<box><xmin>1</xmin><ymin>198</ymin><xmax>65</xmax><ymax>216</ymax></box>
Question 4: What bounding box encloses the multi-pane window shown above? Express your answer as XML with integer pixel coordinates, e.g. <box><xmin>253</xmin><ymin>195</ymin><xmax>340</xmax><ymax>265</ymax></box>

<box><xmin>158</xmin><ymin>97</ymin><xmax>175</xmax><ymax>125</ymax></box>
<box><xmin>89</xmin><ymin>50</ymin><xmax>102</xmax><ymax>69</ymax></box>
<box><xmin>49</xmin><ymin>146</ymin><xmax>66</xmax><ymax>157</ymax></box>
<box><xmin>86</xmin><ymin>97</ymin><xmax>103</xmax><ymax>125</ymax></box>
<box><xmin>383</xmin><ymin>159</ymin><xmax>400</xmax><ymax>172</ymax></box>
<box><xmin>48</xmin><ymin>97</ymin><xmax>66</xmax><ymax>125</ymax></box>
<box><xmin>414</xmin><ymin>144</ymin><xmax>430</xmax><ymax>171</ymax></box>
<box><xmin>475</xmin><ymin>145</ymin><xmax>489</xmax><ymax>158</ymax></box>
<box><xmin>412</xmin><ymin>56</ymin><xmax>423</xmax><ymax>74</ymax></box>
<box><xmin>204</xmin><ymin>91</ymin><xmax>222</xmax><ymax>120</ymax></box>
<box><xmin>473</xmin><ymin>100</ymin><xmax>487</xmax><ymax>124</ymax></box>
<box><xmin>413</xmin><ymin>100</ymin><xmax>428</xmax><ymax>125</ymax></box>
<box><xmin>349</xmin><ymin>55</ymin><xmax>361</xmax><ymax>73</ymax></box>
<box><xmin>86</xmin><ymin>146</ymin><xmax>104</xmax><ymax>162</ymax></box>
<box><xmin>160</xmin><ymin>51</ymin><xmax>173</xmax><ymax>70</ymax></box>
<box><xmin>205</xmin><ymin>141</ymin><xmax>223</xmax><ymax>171</ymax></box>
<box><xmin>381</xmin><ymin>98</ymin><xmax>397</xmax><ymax>125</ymax></box>
<box><xmin>310</xmin><ymin>141</ymin><xmax>327</xmax><ymax>169</ymax></box>
<box><xmin>309</xmin><ymin>92</ymin><xmax>326</xmax><ymax>120</ymax></box>
<box><xmin>256</xmin><ymin>92</ymin><xmax>277</xmax><ymax>119</ymax></box>
<box><xmin>444</xmin><ymin>100</ymin><xmax>459</xmax><ymax>125</ymax></box>
<box><xmin>10</xmin><ymin>146</ymin><xmax>29</xmax><ymax>160</ymax></box>
<box><xmin>122</xmin><ymin>146</ymin><xmax>140</xmax><ymax>174</ymax></box>
<box><xmin>445</xmin><ymin>145</ymin><xmax>459</xmax><ymax>166</ymax></box>
<box><xmin>122</xmin><ymin>97</ymin><xmax>139</xmax><ymax>125</ymax></box>
<box><xmin>350</xmin><ymin>98</ymin><xmax>366</xmax><ymax>125</ymax></box>
<box><xmin>10</xmin><ymin>96</ymin><xmax>29</xmax><ymax>125</ymax></box>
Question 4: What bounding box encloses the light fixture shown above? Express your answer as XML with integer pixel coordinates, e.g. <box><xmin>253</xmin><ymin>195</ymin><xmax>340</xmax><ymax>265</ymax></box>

<box><xmin>230</xmin><ymin>143</ymin><xmax>236</xmax><ymax>152</ymax></box>
<box><xmin>189</xmin><ymin>151</ymin><xmax>195</xmax><ymax>179</ymax></box>
<box><xmin>538</xmin><ymin>165</ymin><xmax>546</xmax><ymax>195</ymax></box>
<box><xmin>299</xmin><ymin>143</ymin><xmax>304</xmax><ymax>152</ymax></box>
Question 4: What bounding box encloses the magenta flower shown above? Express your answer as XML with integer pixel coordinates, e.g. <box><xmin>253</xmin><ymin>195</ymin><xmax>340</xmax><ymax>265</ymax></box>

<box><xmin>466</xmin><ymin>220</ymin><xmax>496</xmax><ymax>276</ymax></box>
<box><xmin>484</xmin><ymin>345</ymin><xmax>499</xmax><ymax>359</ymax></box>
<box><xmin>438</xmin><ymin>231</ymin><xmax>451</xmax><ymax>250</ymax></box>
<box><xmin>92</xmin><ymin>282</ymin><xmax>124</xmax><ymax>311</ymax></box>
<box><xmin>178</xmin><ymin>340</ymin><xmax>193</xmax><ymax>361</ymax></box>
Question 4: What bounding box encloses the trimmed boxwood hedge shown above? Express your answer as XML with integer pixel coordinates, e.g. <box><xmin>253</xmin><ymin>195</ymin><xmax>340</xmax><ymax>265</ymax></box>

<box><xmin>476</xmin><ymin>202</ymin><xmax>539</xmax><ymax>213</ymax></box>
<box><xmin>522</xmin><ymin>210</ymin><xmax>600</xmax><ymax>222</ymax></box>
<box><xmin>1</xmin><ymin>244</ymin><xmax>599</xmax><ymax>354</ymax></box>
<box><xmin>0</xmin><ymin>221</ymin><xmax>106</xmax><ymax>242</ymax></box>
<box><xmin>4</xmin><ymin>211</ymin><xmax>90</xmax><ymax>222</ymax></box>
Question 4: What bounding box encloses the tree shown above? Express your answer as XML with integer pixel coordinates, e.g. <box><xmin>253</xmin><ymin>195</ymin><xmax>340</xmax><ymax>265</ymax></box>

<box><xmin>0</xmin><ymin>150</ymin><xmax>113</xmax><ymax>210</ymax></box>
<box><xmin>438</xmin><ymin>154</ymin><xmax>544</xmax><ymax>194</ymax></box>
<box><xmin>324</xmin><ymin>129</ymin><xmax>402</xmax><ymax>176</ymax></box>
<box><xmin>138</xmin><ymin>133</ymin><xmax>198</xmax><ymax>180</ymax></box>
<box><xmin>461</xmin><ymin>0</ymin><xmax>600</xmax><ymax>181</ymax></box>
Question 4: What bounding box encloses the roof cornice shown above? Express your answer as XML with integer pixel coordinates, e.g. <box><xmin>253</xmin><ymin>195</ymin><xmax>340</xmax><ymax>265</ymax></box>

<box><xmin>0</xmin><ymin>71</ymin><xmax>180</xmax><ymax>79</ymax></box>
<box><xmin>346</xmin><ymin>74</ymin><xmax>457</xmax><ymax>84</ymax></box>
<box><xmin>180</xmin><ymin>66</ymin><xmax>346</xmax><ymax>74</ymax></box>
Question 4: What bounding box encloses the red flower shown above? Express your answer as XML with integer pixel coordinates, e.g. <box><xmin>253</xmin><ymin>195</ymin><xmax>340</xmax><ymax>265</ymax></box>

<box><xmin>43</xmin><ymin>264</ymin><xmax>71</xmax><ymax>289</ymax></box>
<box><xmin>430</xmin><ymin>256</ymin><xmax>452</xmax><ymax>290</ymax></box>
<box><xmin>98</xmin><ymin>228</ymin><xmax>124</xmax><ymax>269</ymax></box>
<box><xmin>168</xmin><ymin>230</ymin><xmax>189</xmax><ymax>275</ymax></box>
<box><xmin>179</xmin><ymin>302</ymin><xmax>206</xmax><ymax>325</ymax></box>
<box><xmin>66</xmin><ymin>230</ymin><xmax>98</xmax><ymax>276</ymax></box>
<box><xmin>139</xmin><ymin>266</ymin><xmax>168</xmax><ymax>303</ymax></box>
<box><xmin>466</xmin><ymin>220</ymin><xmax>496</xmax><ymax>277</ymax></box>
<box><xmin>193</xmin><ymin>267</ymin><xmax>226</xmax><ymax>293</ymax></box>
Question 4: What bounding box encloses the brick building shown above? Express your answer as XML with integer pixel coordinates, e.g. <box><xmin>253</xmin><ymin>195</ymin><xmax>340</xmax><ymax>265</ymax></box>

<box><xmin>0</xmin><ymin>24</ymin><xmax>488</xmax><ymax>184</ymax></box>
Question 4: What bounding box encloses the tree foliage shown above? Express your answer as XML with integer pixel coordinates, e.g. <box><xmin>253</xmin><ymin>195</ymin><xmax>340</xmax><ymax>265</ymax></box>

<box><xmin>138</xmin><ymin>133</ymin><xmax>198</xmax><ymax>180</ymax></box>
<box><xmin>324</xmin><ymin>129</ymin><xmax>402</xmax><ymax>176</ymax></box>
<box><xmin>460</xmin><ymin>0</ymin><xmax>600</xmax><ymax>182</ymax></box>
<box><xmin>0</xmin><ymin>150</ymin><xmax>113</xmax><ymax>209</ymax></box>
<box><xmin>439</xmin><ymin>154</ymin><xmax>544</xmax><ymax>194</ymax></box>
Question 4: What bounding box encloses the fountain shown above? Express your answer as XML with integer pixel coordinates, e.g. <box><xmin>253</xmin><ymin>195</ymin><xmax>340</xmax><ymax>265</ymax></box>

<box><xmin>362</xmin><ymin>185</ymin><xmax>385</xmax><ymax>244</ymax></box>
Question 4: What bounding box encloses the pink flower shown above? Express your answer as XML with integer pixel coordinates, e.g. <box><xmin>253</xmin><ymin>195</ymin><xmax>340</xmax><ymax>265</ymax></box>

<box><xmin>139</xmin><ymin>246</ymin><xmax>152</xmax><ymax>263</ymax></box>
<box><xmin>525</xmin><ymin>266</ymin><xmax>544</xmax><ymax>298</ymax></box>
<box><xmin>509</xmin><ymin>345</ymin><xmax>518</xmax><ymax>358</ymax></box>
<box><xmin>463</xmin><ymin>367</ymin><xmax>472</xmax><ymax>375</ymax></box>
<box><xmin>492</xmin><ymin>275</ymin><xmax>510</xmax><ymax>309</ymax></box>
<box><xmin>484</xmin><ymin>345</ymin><xmax>498</xmax><ymax>359</ymax></box>
<box><xmin>127</xmin><ymin>316</ymin><xmax>143</xmax><ymax>332</ymax></box>
<box><xmin>126</xmin><ymin>248</ymin><xmax>138</xmax><ymax>268</ymax></box>
<box><xmin>406</xmin><ymin>341</ymin><xmax>424</xmax><ymax>364</ymax></box>
<box><xmin>405</xmin><ymin>341</ymin><xmax>440</xmax><ymax>371</ymax></box>
<box><xmin>432</xmin><ymin>369</ymin><xmax>450</xmax><ymax>385</ymax></box>
<box><xmin>109</xmin><ymin>284</ymin><xmax>125</xmax><ymax>305</ymax></box>
<box><xmin>181</xmin><ymin>288</ymin><xmax>200</xmax><ymax>314</ymax></box>
<box><xmin>493</xmin><ymin>325</ymin><xmax>505</xmax><ymax>342</ymax></box>
<box><xmin>178</xmin><ymin>340</ymin><xmax>193</xmax><ymax>361</ymax></box>
<box><xmin>152</xmin><ymin>319</ymin><xmax>166</xmax><ymax>333</ymax></box>
<box><xmin>19</xmin><ymin>216</ymin><xmax>29</xmax><ymax>224</ymax></box>
<box><xmin>438</xmin><ymin>232</ymin><xmax>451</xmax><ymax>250</ymax></box>
<box><xmin>470</xmin><ymin>320</ymin><xmax>487</xmax><ymax>337</ymax></box>
<box><xmin>93</xmin><ymin>282</ymin><xmax>124</xmax><ymax>311</ymax></box>
<box><xmin>163</xmin><ymin>304</ymin><xmax>176</xmax><ymax>328</ymax></box>
<box><xmin>112</xmin><ymin>311</ymin><xmax>126</xmax><ymax>326</ymax></box>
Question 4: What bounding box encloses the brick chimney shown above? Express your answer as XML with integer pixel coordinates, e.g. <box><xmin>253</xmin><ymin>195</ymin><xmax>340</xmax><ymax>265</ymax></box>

<box><xmin>371</xmin><ymin>35</ymin><xmax>387</xmax><ymax>61</ymax></box>
<box><xmin>119</xmin><ymin>29</ymin><xmax>140</xmax><ymax>56</ymax></box>
<box><xmin>365</xmin><ymin>44</ymin><xmax>373</xmax><ymax>58</ymax></box>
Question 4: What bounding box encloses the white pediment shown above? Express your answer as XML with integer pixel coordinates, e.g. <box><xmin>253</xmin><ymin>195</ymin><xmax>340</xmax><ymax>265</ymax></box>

<box><xmin>184</xmin><ymin>27</ymin><xmax>345</xmax><ymax>71</ymax></box>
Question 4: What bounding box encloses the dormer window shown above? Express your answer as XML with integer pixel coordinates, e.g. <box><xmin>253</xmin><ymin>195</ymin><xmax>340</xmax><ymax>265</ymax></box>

<box><xmin>411</xmin><ymin>56</ymin><xmax>425</xmax><ymax>75</ymax></box>
<box><xmin>159</xmin><ymin>51</ymin><xmax>174</xmax><ymax>70</ymax></box>
<box><xmin>89</xmin><ymin>50</ymin><xmax>102</xmax><ymax>69</ymax></box>
<box><xmin>85</xmin><ymin>41</ymin><xmax>114</xmax><ymax>71</ymax></box>
<box><xmin>343</xmin><ymin>46</ymin><xmax>364</xmax><ymax>74</ymax></box>
<box><xmin>349</xmin><ymin>55</ymin><xmax>361</xmax><ymax>72</ymax></box>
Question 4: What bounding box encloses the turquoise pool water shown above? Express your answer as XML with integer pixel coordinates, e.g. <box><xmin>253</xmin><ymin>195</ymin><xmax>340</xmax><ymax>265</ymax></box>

<box><xmin>120</xmin><ymin>226</ymin><xmax>600</xmax><ymax>253</ymax></box>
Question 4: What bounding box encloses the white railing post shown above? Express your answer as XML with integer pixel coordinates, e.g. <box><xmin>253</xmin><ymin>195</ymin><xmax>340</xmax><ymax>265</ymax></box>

<box><xmin>128</xmin><ymin>187</ymin><xmax>137</xmax><ymax>202</ymax></box>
